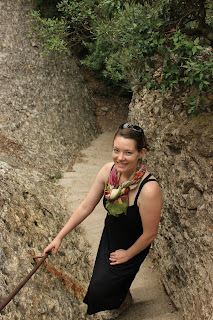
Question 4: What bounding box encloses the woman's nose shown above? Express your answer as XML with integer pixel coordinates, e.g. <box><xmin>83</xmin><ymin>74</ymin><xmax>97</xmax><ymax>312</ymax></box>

<box><xmin>118</xmin><ymin>152</ymin><xmax>124</xmax><ymax>160</ymax></box>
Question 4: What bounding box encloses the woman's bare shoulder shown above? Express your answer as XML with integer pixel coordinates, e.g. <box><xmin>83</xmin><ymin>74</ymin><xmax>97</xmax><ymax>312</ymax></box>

<box><xmin>96</xmin><ymin>162</ymin><xmax>114</xmax><ymax>183</ymax></box>
<box><xmin>139</xmin><ymin>171</ymin><xmax>163</xmax><ymax>199</ymax></box>
<box><xmin>101</xmin><ymin>162</ymin><xmax>114</xmax><ymax>176</ymax></box>
<box><xmin>103</xmin><ymin>162</ymin><xmax>114</xmax><ymax>170</ymax></box>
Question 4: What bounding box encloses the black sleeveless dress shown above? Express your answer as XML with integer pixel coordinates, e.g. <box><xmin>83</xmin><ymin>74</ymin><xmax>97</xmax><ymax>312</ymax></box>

<box><xmin>83</xmin><ymin>173</ymin><xmax>156</xmax><ymax>315</ymax></box>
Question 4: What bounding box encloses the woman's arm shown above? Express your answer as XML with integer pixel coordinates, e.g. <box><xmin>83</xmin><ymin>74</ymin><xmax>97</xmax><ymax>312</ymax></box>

<box><xmin>44</xmin><ymin>162</ymin><xmax>113</xmax><ymax>256</ymax></box>
<box><xmin>109</xmin><ymin>181</ymin><xmax>163</xmax><ymax>265</ymax></box>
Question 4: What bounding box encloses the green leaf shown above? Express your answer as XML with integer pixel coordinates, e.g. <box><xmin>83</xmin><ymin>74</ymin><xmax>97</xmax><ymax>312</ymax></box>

<box><xmin>194</xmin><ymin>38</ymin><xmax>199</xmax><ymax>45</ymax></box>
<box><xmin>55</xmin><ymin>172</ymin><xmax>62</xmax><ymax>179</ymax></box>
<box><xmin>159</xmin><ymin>38</ymin><xmax>165</xmax><ymax>44</ymax></box>
<box><xmin>181</xmin><ymin>77</ymin><xmax>188</xmax><ymax>83</ymax></box>
<box><xmin>192</xmin><ymin>46</ymin><xmax>197</xmax><ymax>55</ymax></box>
<box><xmin>146</xmin><ymin>82</ymin><xmax>152</xmax><ymax>90</ymax></box>
<box><xmin>199</xmin><ymin>82</ymin><xmax>203</xmax><ymax>91</ymax></box>
<box><xmin>203</xmin><ymin>81</ymin><xmax>210</xmax><ymax>85</ymax></box>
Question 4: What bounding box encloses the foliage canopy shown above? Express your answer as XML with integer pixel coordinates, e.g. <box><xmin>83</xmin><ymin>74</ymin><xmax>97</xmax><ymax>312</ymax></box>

<box><xmin>29</xmin><ymin>0</ymin><xmax>213</xmax><ymax>114</ymax></box>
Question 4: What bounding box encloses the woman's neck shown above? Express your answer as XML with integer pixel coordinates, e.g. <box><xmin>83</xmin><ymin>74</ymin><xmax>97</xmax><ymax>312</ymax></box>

<box><xmin>119</xmin><ymin>171</ymin><xmax>134</xmax><ymax>184</ymax></box>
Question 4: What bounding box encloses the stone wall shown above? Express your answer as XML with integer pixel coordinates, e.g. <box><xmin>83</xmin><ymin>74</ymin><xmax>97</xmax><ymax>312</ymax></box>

<box><xmin>0</xmin><ymin>0</ymin><xmax>98</xmax><ymax>319</ymax></box>
<box><xmin>0</xmin><ymin>163</ymin><xmax>92</xmax><ymax>320</ymax></box>
<box><xmin>0</xmin><ymin>0</ymin><xmax>98</xmax><ymax>173</ymax></box>
<box><xmin>128</xmin><ymin>88</ymin><xmax>213</xmax><ymax>320</ymax></box>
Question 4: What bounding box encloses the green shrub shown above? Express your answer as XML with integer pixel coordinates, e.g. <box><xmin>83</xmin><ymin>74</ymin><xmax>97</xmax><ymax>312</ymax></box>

<box><xmin>28</xmin><ymin>10</ymin><xmax>68</xmax><ymax>55</ymax></box>
<box><xmin>28</xmin><ymin>0</ymin><xmax>213</xmax><ymax>114</ymax></box>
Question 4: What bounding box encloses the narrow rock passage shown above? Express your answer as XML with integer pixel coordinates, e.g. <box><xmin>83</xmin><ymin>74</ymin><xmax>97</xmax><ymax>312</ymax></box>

<box><xmin>59</xmin><ymin>131</ymin><xmax>182</xmax><ymax>320</ymax></box>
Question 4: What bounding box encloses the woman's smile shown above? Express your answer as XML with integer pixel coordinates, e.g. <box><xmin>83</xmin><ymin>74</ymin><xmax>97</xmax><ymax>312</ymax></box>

<box><xmin>116</xmin><ymin>162</ymin><xmax>128</xmax><ymax>169</ymax></box>
<box><xmin>113</xmin><ymin>136</ymin><xmax>144</xmax><ymax>177</ymax></box>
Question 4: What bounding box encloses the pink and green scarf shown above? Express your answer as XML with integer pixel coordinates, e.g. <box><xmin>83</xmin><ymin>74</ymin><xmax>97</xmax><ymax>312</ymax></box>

<box><xmin>104</xmin><ymin>163</ymin><xmax>146</xmax><ymax>217</ymax></box>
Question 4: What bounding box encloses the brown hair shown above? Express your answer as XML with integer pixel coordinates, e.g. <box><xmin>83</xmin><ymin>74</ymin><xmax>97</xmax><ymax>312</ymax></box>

<box><xmin>114</xmin><ymin>123</ymin><xmax>148</xmax><ymax>152</ymax></box>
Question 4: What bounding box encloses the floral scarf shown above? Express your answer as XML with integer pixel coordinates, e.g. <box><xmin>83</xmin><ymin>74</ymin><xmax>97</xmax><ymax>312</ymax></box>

<box><xmin>104</xmin><ymin>163</ymin><xmax>146</xmax><ymax>217</ymax></box>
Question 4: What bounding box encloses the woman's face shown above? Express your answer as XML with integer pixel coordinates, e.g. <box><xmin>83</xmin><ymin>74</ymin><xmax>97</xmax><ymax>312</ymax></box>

<box><xmin>112</xmin><ymin>136</ymin><xmax>145</xmax><ymax>177</ymax></box>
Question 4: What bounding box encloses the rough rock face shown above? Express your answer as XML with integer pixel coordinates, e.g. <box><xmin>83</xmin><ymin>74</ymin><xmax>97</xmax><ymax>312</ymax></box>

<box><xmin>0</xmin><ymin>0</ymin><xmax>98</xmax><ymax>173</ymax></box>
<box><xmin>0</xmin><ymin>0</ymin><xmax>98</xmax><ymax>319</ymax></box>
<box><xmin>0</xmin><ymin>163</ymin><xmax>92</xmax><ymax>319</ymax></box>
<box><xmin>129</xmin><ymin>88</ymin><xmax>213</xmax><ymax>320</ymax></box>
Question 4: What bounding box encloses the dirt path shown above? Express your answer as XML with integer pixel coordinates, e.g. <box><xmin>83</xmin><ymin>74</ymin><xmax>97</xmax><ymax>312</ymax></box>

<box><xmin>59</xmin><ymin>131</ymin><xmax>182</xmax><ymax>320</ymax></box>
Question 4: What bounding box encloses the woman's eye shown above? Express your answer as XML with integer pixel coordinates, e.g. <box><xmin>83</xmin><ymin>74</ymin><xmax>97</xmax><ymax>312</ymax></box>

<box><xmin>114</xmin><ymin>149</ymin><xmax>119</xmax><ymax>153</ymax></box>
<box><xmin>126</xmin><ymin>152</ymin><xmax>132</xmax><ymax>155</ymax></box>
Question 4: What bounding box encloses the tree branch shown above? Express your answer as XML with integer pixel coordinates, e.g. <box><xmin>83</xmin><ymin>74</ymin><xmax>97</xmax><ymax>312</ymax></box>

<box><xmin>181</xmin><ymin>25</ymin><xmax>213</xmax><ymax>46</ymax></box>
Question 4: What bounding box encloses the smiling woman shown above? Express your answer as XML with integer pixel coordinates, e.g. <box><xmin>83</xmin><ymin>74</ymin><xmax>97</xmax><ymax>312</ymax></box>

<box><xmin>113</xmin><ymin>136</ymin><xmax>145</xmax><ymax>176</ymax></box>
<box><xmin>44</xmin><ymin>123</ymin><xmax>163</xmax><ymax>319</ymax></box>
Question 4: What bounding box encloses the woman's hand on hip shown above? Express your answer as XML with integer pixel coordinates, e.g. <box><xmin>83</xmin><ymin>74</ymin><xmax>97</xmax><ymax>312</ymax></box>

<box><xmin>109</xmin><ymin>249</ymin><xmax>130</xmax><ymax>265</ymax></box>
